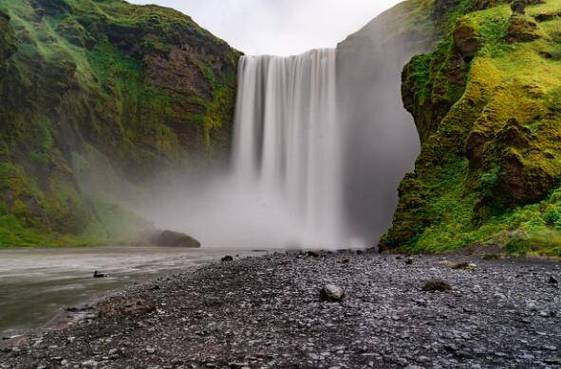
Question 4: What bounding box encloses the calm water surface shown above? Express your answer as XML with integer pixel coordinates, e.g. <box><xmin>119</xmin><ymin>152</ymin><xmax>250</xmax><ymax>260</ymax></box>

<box><xmin>0</xmin><ymin>246</ymin><xmax>265</xmax><ymax>337</ymax></box>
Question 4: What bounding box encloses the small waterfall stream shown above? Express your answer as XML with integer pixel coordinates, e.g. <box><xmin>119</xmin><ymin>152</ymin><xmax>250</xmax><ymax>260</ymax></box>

<box><xmin>232</xmin><ymin>49</ymin><xmax>344</xmax><ymax>247</ymax></box>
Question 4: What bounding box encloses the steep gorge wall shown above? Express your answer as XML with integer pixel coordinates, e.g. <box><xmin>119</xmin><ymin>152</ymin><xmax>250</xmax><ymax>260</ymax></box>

<box><xmin>336</xmin><ymin>0</ymin><xmax>435</xmax><ymax>242</ymax></box>
<box><xmin>382</xmin><ymin>0</ymin><xmax>561</xmax><ymax>255</ymax></box>
<box><xmin>0</xmin><ymin>0</ymin><xmax>240</xmax><ymax>246</ymax></box>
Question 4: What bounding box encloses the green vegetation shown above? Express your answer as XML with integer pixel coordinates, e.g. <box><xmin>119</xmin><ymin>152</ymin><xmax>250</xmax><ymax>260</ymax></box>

<box><xmin>383</xmin><ymin>0</ymin><xmax>561</xmax><ymax>256</ymax></box>
<box><xmin>0</xmin><ymin>0</ymin><xmax>240</xmax><ymax>247</ymax></box>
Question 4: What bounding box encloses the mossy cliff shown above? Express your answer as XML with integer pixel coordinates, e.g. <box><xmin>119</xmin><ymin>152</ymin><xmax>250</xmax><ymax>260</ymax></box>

<box><xmin>0</xmin><ymin>0</ymin><xmax>240</xmax><ymax>246</ymax></box>
<box><xmin>382</xmin><ymin>0</ymin><xmax>561</xmax><ymax>256</ymax></box>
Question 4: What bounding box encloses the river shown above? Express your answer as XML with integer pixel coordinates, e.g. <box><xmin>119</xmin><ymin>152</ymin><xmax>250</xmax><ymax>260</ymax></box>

<box><xmin>0</xmin><ymin>246</ymin><xmax>265</xmax><ymax>338</ymax></box>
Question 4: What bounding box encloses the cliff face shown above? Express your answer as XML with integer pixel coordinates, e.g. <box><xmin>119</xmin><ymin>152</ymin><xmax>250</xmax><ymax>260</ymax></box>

<box><xmin>336</xmin><ymin>0</ymin><xmax>435</xmax><ymax>241</ymax></box>
<box><xmin>0</xmin><ymin>0</ymin><xmax>240</xmax><ymax>246</ymax></box>
<box><xmin>382</xmin><ymin>0</ymin><xmax>561</xmax><ymax>256</ymax></box>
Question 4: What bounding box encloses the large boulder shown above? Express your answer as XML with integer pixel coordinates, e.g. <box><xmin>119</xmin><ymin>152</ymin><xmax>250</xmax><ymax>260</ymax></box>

<box><xmin>152</xmin><ymin>230</ymin><xmax>201</xmax><ymax>248</ymax></box>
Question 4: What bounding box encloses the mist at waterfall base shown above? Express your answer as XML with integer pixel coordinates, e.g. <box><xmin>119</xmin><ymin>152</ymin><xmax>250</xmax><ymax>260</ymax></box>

<box><xmin>145</xmin><ymin>50</ymin><xmax>349</xmax><ymax>249</ymax></box>
<box><xmin>142</xmin><ymin>43</ymin><xmax>421</xmax><ymax>249</ymax></box>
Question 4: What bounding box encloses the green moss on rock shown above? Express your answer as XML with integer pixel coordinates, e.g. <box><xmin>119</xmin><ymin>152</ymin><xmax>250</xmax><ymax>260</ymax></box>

<box><xmin>383</xmin><ymin>0</ymin><xmax>561</xmax><ymax>256</ymax></box>
<box><xmin>0</xmin><ymin>0</ymin><xmax>240</xmax><ymax>246</ymax></box>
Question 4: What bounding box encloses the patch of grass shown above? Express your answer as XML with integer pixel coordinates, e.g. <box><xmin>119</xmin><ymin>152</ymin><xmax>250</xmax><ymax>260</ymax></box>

<box><xmin>0</xmin><ymin>215</ymin><xmax>61</xmax><ymax>247</ymax></box>
<box><xmin>543</xmin><ymin>206</ymin><xmax>561</xmax><ymax>227</ymax></box>
<box><xmin>0</xmin><ymin>197</ymin><xmax>152</xmax><ymax>248</ymax></box>
<box><xmin>203</xmin><ymin>75</ymin><xmax>237</xmax><ymax>148</ymax></box>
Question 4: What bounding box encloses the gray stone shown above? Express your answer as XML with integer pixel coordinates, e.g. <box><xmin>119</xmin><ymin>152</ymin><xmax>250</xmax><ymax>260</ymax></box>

<box><xmin>320</xmin><ymin>284</ymin><xmax>345</xmax><ymax>302</ymax></box>
<box><xmin>81</xmin><ymin>360</ymin><xmax>98</xmax><ymax>368</ymax></box>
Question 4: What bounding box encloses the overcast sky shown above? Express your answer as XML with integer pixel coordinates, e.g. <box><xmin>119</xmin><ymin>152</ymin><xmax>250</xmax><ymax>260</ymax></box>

<box><xmin>128</xmin><ymin>0</ymin><xmax>402</xmax><ymax>55</ymax></box>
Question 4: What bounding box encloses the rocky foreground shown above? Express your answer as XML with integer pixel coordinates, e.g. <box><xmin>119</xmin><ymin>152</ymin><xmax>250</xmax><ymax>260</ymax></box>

<box><xmin>1</xmin><ymin>251</ymin><xmax>561</xmax><ymax>369</ymax></box>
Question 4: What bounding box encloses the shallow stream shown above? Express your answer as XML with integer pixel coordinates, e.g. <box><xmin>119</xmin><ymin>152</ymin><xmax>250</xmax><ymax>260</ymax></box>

<box><xmin>0</xmin><ymin>246</ymin><xmax>264</xmax><ymax>338</ymax></box>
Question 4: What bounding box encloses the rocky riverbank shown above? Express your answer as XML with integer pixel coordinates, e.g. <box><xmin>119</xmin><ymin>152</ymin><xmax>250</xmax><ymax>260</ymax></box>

<box><xmin>1</xmin><ymin>251</ymin><xmax>560</xmax><ymax>369</ymax></box>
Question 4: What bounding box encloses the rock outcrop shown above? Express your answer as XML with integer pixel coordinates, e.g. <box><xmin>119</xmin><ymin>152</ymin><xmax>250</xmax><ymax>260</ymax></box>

<box><xmin>152</xmin><ymin>230</ymin><xmax>201</xmax><ymax>248</ymax></box>
<box><xmin>382</xmin><ymin>0</ymin><xmax>561</xmax><ymax>256</ymax></box>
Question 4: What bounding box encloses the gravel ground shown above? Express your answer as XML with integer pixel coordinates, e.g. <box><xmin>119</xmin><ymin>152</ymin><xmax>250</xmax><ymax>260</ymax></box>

<box><xmin>1</xmin><ymin>251</ymin><xmax>560</xmax><ymax>369</ymax></box>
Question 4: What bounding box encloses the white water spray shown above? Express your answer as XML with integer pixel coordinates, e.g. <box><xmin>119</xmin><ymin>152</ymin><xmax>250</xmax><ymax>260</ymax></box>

<box><xmin>232</xmin><ymin>49</ymin><xmax>344</xmax><ymax>247</ymax></box>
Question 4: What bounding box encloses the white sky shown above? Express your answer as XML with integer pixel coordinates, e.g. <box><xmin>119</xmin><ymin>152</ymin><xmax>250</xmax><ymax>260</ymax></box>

<box><xmin>128</xmin><ymin>0</ymin><xmax>402</xmax><ymax>55</ymax></box>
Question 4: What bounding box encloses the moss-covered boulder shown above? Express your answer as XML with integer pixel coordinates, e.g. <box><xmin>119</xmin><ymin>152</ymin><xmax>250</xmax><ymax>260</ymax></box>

<box><xmin>0</xmin><ymin>0</ymin><xmax>240</xmax><ymax>246</ymax></box>
<box><xmin>506</xmin><ymin>13</ymin><xmax>546</xmax><ymax>42</ymax></box>
<box><xmin>454</xmin><ymin>18</ymin><xmax>482</xmax><ymax>58</ymax></box>
<box><xmin>382</xmin><ymin>0</ymin><xmax>561</xmax><ymax>256</ymax></box>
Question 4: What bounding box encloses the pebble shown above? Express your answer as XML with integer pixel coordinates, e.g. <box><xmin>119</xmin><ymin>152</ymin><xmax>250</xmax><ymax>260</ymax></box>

<box><xmin>81</xmin><ymin>360</ymin><xmax>98</xmax><ymax>368</ymax></box>
<box><xmin>320</xmin><ymin>284</ymin><xmax>345</xmax><ymax>302</ymax></box>
<box><xmin>2</xmin><ymin>253</ymin><xmax>560</xmax><ymax>369</ymax></box>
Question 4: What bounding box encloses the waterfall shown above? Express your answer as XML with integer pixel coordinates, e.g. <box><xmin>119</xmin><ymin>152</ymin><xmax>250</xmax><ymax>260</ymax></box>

<box><xmin>142</xmin><ymin>43</ymin><xmax>419</xmax><ymax>249</ymax></box>
<box><xmin>232</xmin><ymin>49</ymin><xmax>344</xmax><ymax>247</ymax></box>
<box><xmin>140</xmin><ymin>14</ymin><xmax>423</xmax><ymax>249</ymax></box>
